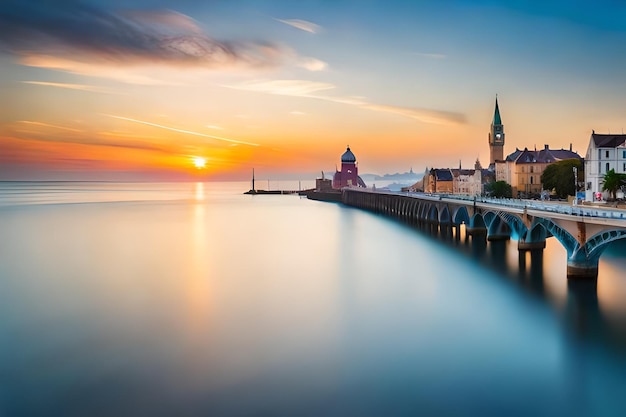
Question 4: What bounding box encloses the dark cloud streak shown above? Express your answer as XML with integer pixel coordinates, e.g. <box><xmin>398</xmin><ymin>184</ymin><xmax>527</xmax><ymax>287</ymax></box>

<box><xmin>0</xmin><ymin>0</ymin><xmax>282</xmax><ymax>68</ymax></box>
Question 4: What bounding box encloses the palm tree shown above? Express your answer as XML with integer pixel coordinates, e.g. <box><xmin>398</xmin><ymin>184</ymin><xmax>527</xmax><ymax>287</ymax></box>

<box><xmin>602</xmin><ymin>169</ymin><xmax>626</xmax><ymax>200</ymax></box>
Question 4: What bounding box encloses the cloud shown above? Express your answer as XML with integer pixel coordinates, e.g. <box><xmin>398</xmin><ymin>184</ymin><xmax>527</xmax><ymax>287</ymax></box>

<box><xmin>103</xmin><ymin>114</ymin><xmax>260</xmax><ymax>146</ymax></box>
<box><xmin>227</xmin><ymin>79</ymin><xmax>465</xmax><ymax>125</ymax></box>
<box><xmin>276</xmin><ymin>19</ymin><xmax>321</xmax><ymax>34</ymax></box>
<box><xmin>361</xmin><ymin>103</ymin><xmax>466</xmax><ymax>125</ymax></box>
<box><xmin>6</xmin><ymin>123</ymin><xmax>176</xmax><ymax>155</ymax></box>
<box><xmin>297</xmin><ymin>57</ymin><xmax>328</xmax><ymax>71</ymax></box>
<box><xmin>227</xmin><ymin>79</ymin><xmax>335</xmax><ymax>96</ymax></box>
<box><xmin>16</xmin><ymin>120</ymin><xmax>83</xmax><ymax>133</ymax></box>
<box><xmin>22</xmin><ymin>80</ymin><xmax>113</xmax><ymax>93</ymax></box>
<box><xmin>0</xmin><ymin>0</ymin><xmax>285</xmax><ymax>76</ymax></box>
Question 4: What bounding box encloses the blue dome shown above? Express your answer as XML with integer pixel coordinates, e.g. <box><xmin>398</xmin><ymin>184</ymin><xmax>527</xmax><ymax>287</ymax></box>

<box><xmin>341</xmin><ymin>146</ymin><xmax>356</xmax><ymax>163</ymax></box>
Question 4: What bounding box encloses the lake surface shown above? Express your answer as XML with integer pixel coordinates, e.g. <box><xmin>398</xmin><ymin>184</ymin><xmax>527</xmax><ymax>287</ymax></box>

<box><xmin>1</xmin><ymin>181</ymin><xmax>626</xmax><ymax>417</ymax></box>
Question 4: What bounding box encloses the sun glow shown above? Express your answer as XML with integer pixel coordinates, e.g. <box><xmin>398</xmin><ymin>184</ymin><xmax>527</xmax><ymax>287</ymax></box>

<box><xmin>193</xmin><ymin>157</ymin><xmax>206</xmax><ymax>169</ymax></box>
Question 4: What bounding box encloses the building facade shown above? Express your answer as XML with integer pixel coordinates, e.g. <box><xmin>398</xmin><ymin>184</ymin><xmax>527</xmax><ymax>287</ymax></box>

<box><xmin>425</xmin><ymin>169</ymin><xmax>453</xmax><ymax>193</ymax></box>
<box><xmin>453</xmin><ymin>168</ymin><xmax>483</xmax><ymax>196</ymax></box>
<box><xmin>584</xmin><ymin>132</ymin><xmax>626</xmax><ymax>201</ymax></box>
<box><xmin>332</xmin><ymin>146</ymin><xmax>366</xmax><ymax>189</ymax></box>
<box><xmin>496</xmin><ymin>145</ymin><xmax>582</xmax><ymax>197</ymax></box>
<box><xmin>424</xmin><ymin>167</ymin><xmax>482</xmax><ymax>195</ymax></box>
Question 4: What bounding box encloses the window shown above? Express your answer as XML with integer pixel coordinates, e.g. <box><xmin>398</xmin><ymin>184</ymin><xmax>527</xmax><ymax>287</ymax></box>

<box><xmin>623</xmin><ymin>150</ymin><xmax>626</xmax><ymax>158</ymax></box>
<box><xmin>530</xmin><ymin>176</ymin><xmax>534</xmax><ymax>184</ymax></box>
<box><xmin>530</xmin><ymin>166</ymin><xmax>534</xmax><ymax>173</ymax></box>
<box><xmin>606</xmin><ymin>162</ymin><xmax>610</xmax><ymax>172</ymax></box>
<box><xmin>606</xmin><ymin>150</ymin><xmax>610</xmax><ymax>158</ymax></box>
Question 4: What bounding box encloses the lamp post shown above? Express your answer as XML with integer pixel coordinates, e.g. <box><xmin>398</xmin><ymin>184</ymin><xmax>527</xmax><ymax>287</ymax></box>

<box><xmin>573</xmin><ymin>166</ymin><xmax>578</xmax><ymax>205</ymax></box>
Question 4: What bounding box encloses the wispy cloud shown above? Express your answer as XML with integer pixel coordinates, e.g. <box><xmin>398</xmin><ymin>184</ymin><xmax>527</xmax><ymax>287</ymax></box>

<box><xmin>22</xmin><ymin>80</ymin><xmax>113</xmax><ymax>93</ymax></box>
<box><xmin>16</xmin><ymin>120</ymin><xmax>83</xmax><ymax>133</ymax></box>
<box><xmin>7</xmin><ymin>123</ymin><xmax>176</xmax><ymax>155</ymax></box>
<box><xmin>0</xmin><ymin>1</ymin><xmax>286</xmax><ymax>77</ymax></box>
<box><xmin>361</xmin><ymin>103</ymin><xmax>465</xmax><ymax>125</ymax></box>
<box><xmin>296</xmin><ymin>57</ymin><xmax>328</xmax><ymax>72</ymax></box>
<box><xmin>227</xmin><ymin>79</ymin><xmax>465</xmax><ymax>125</ymax></box>
<box><xmin>103</xmin><ymin>114</ymin><xmax>260</xmax><ymax>146</ymax></box>
<box><xmin>276</xmin><ymin>19</ymin><xmax>321</xmax><ymax>34</ymax></box>
<box><xmin>228</xmin><ymin>79</ymin><xmax>335</xmax><ymax>96</ymax></box>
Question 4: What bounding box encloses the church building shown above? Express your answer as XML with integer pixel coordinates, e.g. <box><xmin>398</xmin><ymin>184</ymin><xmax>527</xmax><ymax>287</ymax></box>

<box><xmin>333</xmin><ymin>146</ymin><xmax>366</xmax><ymax>189</ymax></box>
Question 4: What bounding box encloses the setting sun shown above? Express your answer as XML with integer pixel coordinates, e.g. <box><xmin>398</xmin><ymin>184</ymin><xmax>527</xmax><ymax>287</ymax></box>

<box><xmin>193</xmin><ymin>157</ymin><xmax>206</xmax><ymax>169</ymax></box>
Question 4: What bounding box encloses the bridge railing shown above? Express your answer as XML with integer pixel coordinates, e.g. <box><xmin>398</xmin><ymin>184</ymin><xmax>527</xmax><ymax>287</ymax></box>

<box><xmin>355</xmin><ymin>187</ymin><xmax>626</xmax><ymax>220</ymax></box>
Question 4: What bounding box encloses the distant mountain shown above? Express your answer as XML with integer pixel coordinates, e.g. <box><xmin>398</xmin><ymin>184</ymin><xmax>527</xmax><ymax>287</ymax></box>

<box><xmin>361</xmin><ymin>171</ymin><xmax>423</xmax><ymax>182</ymax></box>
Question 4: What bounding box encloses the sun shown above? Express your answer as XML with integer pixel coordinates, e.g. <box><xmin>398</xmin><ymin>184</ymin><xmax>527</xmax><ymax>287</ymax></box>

<box><xmin>193</xmin><ymin>157</ymin><xmax>206</xmax><ymax>169</ymax></box>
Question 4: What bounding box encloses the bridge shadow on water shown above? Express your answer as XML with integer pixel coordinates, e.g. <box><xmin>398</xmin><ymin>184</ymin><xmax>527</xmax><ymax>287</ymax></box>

<box><xmin>389</xmin><ymin>214</ymin><xmax>626</xmax><ymax>357</ymax></box>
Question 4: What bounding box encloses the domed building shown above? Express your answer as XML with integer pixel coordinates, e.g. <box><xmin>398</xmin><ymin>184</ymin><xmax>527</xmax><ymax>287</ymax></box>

<box><xmin>332</xmin><ymin>146</ymin><xmax>367</xmax><ymax>189</ymax></box>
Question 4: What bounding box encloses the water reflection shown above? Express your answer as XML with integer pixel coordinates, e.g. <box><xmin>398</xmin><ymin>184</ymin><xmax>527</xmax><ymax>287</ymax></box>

<box><xmin>194</xmin><ymin>182</ymin><xmax>205</xmax><ymax>202</ymax></box>
<box><xmin>406</xmin><ymin>218</ymin><xmax>626</xmax><ymax>356</ymax></box>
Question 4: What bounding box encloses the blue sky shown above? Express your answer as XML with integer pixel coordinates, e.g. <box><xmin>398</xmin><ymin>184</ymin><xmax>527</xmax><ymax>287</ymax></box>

<box><xmin>2</xmin><ymin>0</ymin><xmax>626</xmax><ymax>180</ymax></box>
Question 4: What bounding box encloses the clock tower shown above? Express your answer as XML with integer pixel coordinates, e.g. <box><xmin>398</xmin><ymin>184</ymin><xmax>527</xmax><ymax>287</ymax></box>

<box><xmin>488</xmin><ymin>96</ymin><xmax>505</xmax><ymax>165</ymax></box>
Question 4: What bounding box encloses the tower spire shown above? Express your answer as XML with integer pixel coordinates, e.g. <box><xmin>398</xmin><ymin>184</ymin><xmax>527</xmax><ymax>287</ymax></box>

<box><xmin>493</xmin><ymin>95</ymin><xmax>502</xmax><ymax>126</ymax></box>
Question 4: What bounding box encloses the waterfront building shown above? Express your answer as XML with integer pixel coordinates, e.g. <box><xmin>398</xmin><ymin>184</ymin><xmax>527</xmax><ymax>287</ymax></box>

<box><xmin>495</xmin><ymin>145</ymin><xmax>582</xmax><ymax>198</ymax></box>
<box><xmin>453</xmin><ymin>168</ymin><xmax>483</xmax><ymax>196</ymax></box>
<box><xmin>424</xmin><ymin>165</ymin><xmax>483</xmax><ymax>195</ymax></box>
<box><xmin>332</xmin><ymin>146</ymin><xmax>366</xmax><ymax>189</ymax></box>
<box><xmin>584</xmin><ymin>131</ymin><xmax>626</xmax><ymax>201</ymax></box>
<box><xmin>425</xmin><ymin>169</ymin><xmax>453</xmax><ymax>193</ymax></box>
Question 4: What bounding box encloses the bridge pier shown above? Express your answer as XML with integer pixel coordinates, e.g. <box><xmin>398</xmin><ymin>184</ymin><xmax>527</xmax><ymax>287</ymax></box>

<box><xmin>566</xmin><ymin>262</ymin><xmax>599</xmax><ymax>280</ymax></box>
<box><xmin>518</xmin><ymin>240</ymin><xmax>546</xmax><ymax>251</ymax></box>
<box><xmin>487</xmin><ymin>233</ymin><xmax>511</xmax><ymax>241</ymax></box>
<box><xmin>466</xmin><ymin>226</ymin><xmax>487</xmax><ymax>237</ymax></box>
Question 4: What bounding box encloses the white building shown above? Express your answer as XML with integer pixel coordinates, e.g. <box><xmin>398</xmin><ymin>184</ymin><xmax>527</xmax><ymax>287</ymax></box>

<box><xmin>584</xmin><ymin>131</ymin><xmax>626</xmax><ymax>201</ymax></box>
<box><xmin>452</xmin><ymin>168</ymin><xmax>482</xmax><ymax>196</ymax></box>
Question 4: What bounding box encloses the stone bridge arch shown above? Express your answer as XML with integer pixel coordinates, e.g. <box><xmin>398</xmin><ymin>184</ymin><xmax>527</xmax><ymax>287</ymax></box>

<box><xmin>580</xmin><ymin>229</ymin><xmax>626</xmax><ymax>270</ymax></box>
<box><xmin>486</xmin><ymin>214</ymin><xmax>512</xmax><ymax>241</ymax></box>
<box><xmin>427</xmin><ymin>204</ymin><xmax>439</xmax><ymax>223</ymax></box>
<box><xmin>439</xmin><ymin>205</ymin><xmax>451</xmax><ymax>225</ymax></box>
<box><xmin>453</xmin><ymin>206</ymin><xmax>471</xmax><ymax>226</ymax></box>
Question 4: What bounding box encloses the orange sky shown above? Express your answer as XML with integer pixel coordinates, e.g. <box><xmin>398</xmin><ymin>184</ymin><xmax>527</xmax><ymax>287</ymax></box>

<box><xmin>2</xmin><ymin>1</ymin><xmax>626</xmax><ymax>181</ymax></box>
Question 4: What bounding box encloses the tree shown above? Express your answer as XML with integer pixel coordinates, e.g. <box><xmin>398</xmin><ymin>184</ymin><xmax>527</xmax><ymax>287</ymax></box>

<box><xmin>540</xmin><ymin>159</ymin><xmax>582</xmax><ymax>199</ymax></box>
<box><xmin>602</xmin><ymin>169</ymin><xmax>626</xmax><ymax>200</ymax></box>
<box><xmin>485</xmin><ymin>180</ymin><xmax>512</xmax><ymax>198</ymax></box>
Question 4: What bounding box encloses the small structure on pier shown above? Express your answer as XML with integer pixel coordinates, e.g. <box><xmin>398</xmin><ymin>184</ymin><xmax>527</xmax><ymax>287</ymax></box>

<box><xmin>316</xmin><ymin>171</ymin><xmax>333</xmax><ymax>192</ymax></box>
<box><xmin>333</xmin><ymin>146</ymin><xmax>366</xmax><ymax>189</ymax></box>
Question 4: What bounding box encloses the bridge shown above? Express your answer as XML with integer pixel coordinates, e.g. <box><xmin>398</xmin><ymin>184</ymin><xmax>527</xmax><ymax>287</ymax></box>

<box><xmin>341</xmin><ymin>188</ymin><xmax>626</xmax><ymax>279</ymax></box>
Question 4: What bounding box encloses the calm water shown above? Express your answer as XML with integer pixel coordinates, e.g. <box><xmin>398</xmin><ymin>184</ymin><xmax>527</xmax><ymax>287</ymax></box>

<box><xmin>1</xmin><ymin>181</ymin><xmax>626</xmax><ymax>417</ymax></box>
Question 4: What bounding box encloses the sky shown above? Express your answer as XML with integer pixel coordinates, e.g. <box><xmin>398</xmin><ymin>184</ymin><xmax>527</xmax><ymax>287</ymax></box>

<box><xmin>2</xmin><ymin>0</ymin><xmax>626</xmax><ymax>181</ymax></box>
